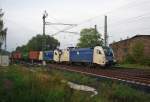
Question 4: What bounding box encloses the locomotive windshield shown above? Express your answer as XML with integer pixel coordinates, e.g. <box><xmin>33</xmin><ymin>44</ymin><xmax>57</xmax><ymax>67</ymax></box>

<box><xmin>103</xmin><ymin>47</ymin><xmax>113</xmax><ymax>56</ymax></box>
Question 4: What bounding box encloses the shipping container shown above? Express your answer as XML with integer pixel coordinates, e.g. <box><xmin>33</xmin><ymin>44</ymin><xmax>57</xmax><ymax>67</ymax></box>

<box><xmin>70</xmin><ymin>48</ymin><xmax>94</xmax><ymax>63</ymax></box>
<box><xmin>39</xmin><ymin>51</ymin><xmax>43</xmax><ymax>60</ymax></box>
<box><xmin>43</xmin><ymin>51</ymin><xmax>53</xmax><ymax>61</ymax></box>
<box><xmin>0</xmin><ymin>55</ymin><xmax>9</xmax><ymax>66</ymax></box>
<box><xmin>22</xmin><ymin>52</ymin><xmax>29</xmax><ymax>60</ymax></box>
<box><xmin>29</xmin><ymin>51</ymin><xmax>40</xmax><ymax>60</ymax></box>
<box><xmin>12</xmin><ymin>52</ymin><xmax>22</xmax><ymax>59</ymax></box>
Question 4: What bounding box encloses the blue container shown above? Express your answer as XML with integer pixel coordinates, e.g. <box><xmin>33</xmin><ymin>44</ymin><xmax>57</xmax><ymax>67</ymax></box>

<box><xmin>70</xmin><ymin>48</ymin><xmax>94</xmax><ymax>63</ymax></box>
<box><xmin>43</xmin><ymin>51</ymin><xmax>54</xmax><ymax>61</ymax></box>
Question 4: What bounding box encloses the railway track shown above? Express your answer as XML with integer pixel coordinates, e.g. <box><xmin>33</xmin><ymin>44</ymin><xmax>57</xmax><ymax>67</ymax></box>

<box><xmin>48</xmin><ymin>64</ymin><xmax>150</xmax><ymax>87</ymax></box>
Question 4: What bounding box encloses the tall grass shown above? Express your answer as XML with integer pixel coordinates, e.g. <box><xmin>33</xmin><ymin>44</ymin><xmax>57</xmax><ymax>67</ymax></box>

<box><xmin>50</xmin><ymin>69</ymin><xmax>150</xmax><ymax>102</ymax></box>
<box><xmin>0</xmin><ymin>65</ymin><xmax>150</xmax><ymax>102</ymax></box>
<box><xmin>0</xmin><ymin>65</ymin><xmax>92</xmax><ymax>102</ymax></box>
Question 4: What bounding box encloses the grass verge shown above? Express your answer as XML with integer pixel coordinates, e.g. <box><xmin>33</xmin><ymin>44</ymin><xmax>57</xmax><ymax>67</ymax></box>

<box><xmin>0</xmin><ymin>65</ymin><xmax>150</xmax><ymax>102</ymax></box>
<box><xmin>115</xmin><ymin>63</ymin><xmax>150</xmax><ymax>69</ymax></box>
<box><xmin>49</xmin><ymin>67</ymin><xmax>150</xmax><ymax>102</ymax></box>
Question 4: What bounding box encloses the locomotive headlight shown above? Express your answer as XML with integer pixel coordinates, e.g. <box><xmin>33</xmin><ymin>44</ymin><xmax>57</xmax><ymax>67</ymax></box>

<box><xmin>105</xmin><ymin>59</ymin><xmax>108</xmax><ymax>62</ymax></box>
<box><xmin>113</xmin><ymin>59</ymin><xmax>117</xmax><ymax>63</ymax></box>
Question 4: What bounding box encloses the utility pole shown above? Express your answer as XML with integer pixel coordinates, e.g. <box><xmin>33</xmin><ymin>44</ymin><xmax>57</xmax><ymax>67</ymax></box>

<box><xmin>94</xmin><ymin>25</ymin><xmax>97</xmax><ymax>33</ymax></box>
<box><xmin>43</xmin><ymin>15</ymin><xmax>45</xmax><ymax>36</ymax></box>
<box><xmin>104</xmin><ymin>15</ymin><xmax>108</xmax><ymax>47</ymax></box>
<box><xmin>5</xmin><ymin>29</ymin><xmax>7</xmax><ymax>51</ymax></box>
<box><xmin>5</xmin><ymin>35</ymin><xmax>6</xmax><ymax>51</ymax></box>
<box><xmin>42</xmin><ymin>11</ymin><xmax>48</xmax><ymax>66</ymax></box>
<box><xmin>42</xmin><ymin>11</ymin><xmax>48</xmax><ymax>51</ymax></box>
<box><xmin>94</xmin><ymin>25</ymin><xmax>98</xmax><ymax>42</ymax></box>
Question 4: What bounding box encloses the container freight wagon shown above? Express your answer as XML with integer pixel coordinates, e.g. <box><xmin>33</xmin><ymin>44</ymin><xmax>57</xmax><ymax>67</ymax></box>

<box><xmin>10</xmin><ymin>52</ymin><xmax>22</xmax><ymax>64</ymax></box>
<box><xmin>70</xmin><ymin>48</ymin><xmax>93</xmax><ymax>63</ymax></box>
<box><xmin>43</xmin><ymin>51</ymin><xmax>54</xmax><ymax>61</ymax></box>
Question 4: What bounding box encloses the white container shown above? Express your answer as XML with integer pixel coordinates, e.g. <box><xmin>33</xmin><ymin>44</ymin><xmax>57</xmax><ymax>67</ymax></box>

<box><xmin>0</xmin><ymin>55</ymin><xmax>9</xmax><ymax>66</ymax></box>
<box><xmin>39</xmin><ymin>51</ymin><xmax>43</xmax><ymax>61</ymax></box>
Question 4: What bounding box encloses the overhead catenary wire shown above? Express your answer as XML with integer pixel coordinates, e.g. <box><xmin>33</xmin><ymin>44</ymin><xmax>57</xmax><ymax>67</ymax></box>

<box><xmin>5</xmin><ymin>0</ymin><xmax>150</xmax><ymax>47</ymax></box>
<box><xmin>48</xmin><ymin>0</ymin><xmax>150</xmax><ymax>36</ymax></box>
<box><xmin>98</xmin><ymin>12</ymin><xmax>150</xmax><ymax>30</ymax></box>
<box><xmin>68</xmin><ymin>0</ymin><xmax>148</xmax><ymax>28</ymax></box>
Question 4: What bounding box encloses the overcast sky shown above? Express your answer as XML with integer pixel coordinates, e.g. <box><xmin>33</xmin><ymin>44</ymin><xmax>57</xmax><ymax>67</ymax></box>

<box><xmin>1</xmin><ymin>0</ymin><xmax>150</xmax><ymax>51</ymax></box>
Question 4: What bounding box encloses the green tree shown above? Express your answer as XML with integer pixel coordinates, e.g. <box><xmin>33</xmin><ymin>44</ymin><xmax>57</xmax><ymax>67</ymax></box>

<box><xmin>77</xmin><ymin>27</ymin><xmax>103</xmax><ymax>48</ymax></box>
<box><xmin>0</xmin><ymin>9</ymin><xmax>7</xmax><ymax>50</ymax></box>
<box><xmin>16</xmin><ymin>34</ymin><xmax>60</xmax><ymax>52</ymax></box>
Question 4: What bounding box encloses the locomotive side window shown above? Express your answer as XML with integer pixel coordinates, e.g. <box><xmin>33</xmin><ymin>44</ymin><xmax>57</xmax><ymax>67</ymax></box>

<box><xmin>99</xmin><ymin>50</ymin><xmax>102</xmax><ymax>54</ymax></box>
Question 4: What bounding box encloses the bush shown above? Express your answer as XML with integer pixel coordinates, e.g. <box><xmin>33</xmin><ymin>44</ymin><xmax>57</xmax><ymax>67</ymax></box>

<box><xmin>124</xmin><ymin>54</ymin><xmax>135</xmax><ymax>64</ymax></box>
<box><xmin>131</xmin><ymin>42</ymin><xmax>144</xmax><ymax>63</ymax></box>
<box><xmin>141</xmin><ymin>57</ymin><xmax>150</xmax><ymax>66</ymax></box>
<box><xmin>124</xmin><ymin>42</ymin><xmax>150</xmax><ymax>66</ymax></box>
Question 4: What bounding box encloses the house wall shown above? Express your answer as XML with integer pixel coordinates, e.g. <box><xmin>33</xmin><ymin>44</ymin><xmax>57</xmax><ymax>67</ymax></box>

<box><xmin>110</xmin><ymin>35</ymin><xmax>150</xmax><ymax>62</ymax></box>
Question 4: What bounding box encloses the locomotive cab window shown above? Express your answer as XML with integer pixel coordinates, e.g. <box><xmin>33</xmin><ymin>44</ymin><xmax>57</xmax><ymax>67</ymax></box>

<box><xmin>61</xmin><ymin>52</ymin><xmax>63</xmax><ymax>55</ymax></box>
<box><xmin>97</xmin><ymin>50</ymin><xmax>101</xmax><ymax>54</ymax></box>
<box><xmin>55</xmin><ymin>52</ymin><xmax>57</xmax><ymax>55</ymax></box>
